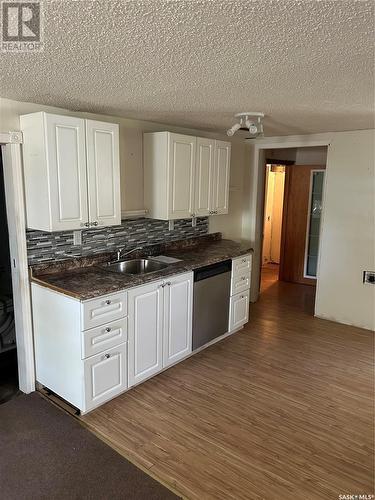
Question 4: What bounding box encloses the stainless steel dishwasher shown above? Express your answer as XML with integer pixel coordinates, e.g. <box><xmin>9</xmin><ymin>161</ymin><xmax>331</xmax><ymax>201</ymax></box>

<box><xmin>192</xmin><ymin>260</ymin><xmax>232</xmax><ymax>351</ymax></box>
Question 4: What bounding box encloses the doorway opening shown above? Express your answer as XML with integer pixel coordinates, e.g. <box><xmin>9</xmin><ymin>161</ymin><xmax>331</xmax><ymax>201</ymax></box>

<box><xmin>260</xmin><ymin>147</ymin><xmax>327</xmax><ymax>312</ymax></box>
<box><xmin>0</xmin><ymin>149</ymin><xmax>19</xmax><ymax>404</ymax></box>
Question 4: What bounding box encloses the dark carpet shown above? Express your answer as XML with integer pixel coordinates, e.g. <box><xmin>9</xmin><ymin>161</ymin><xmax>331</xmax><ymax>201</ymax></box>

<box><xmin>0</xmin><ymin>393</ymin><xmax>179</xmax><ymax>500</ymax></box>
<box><xmin>0</xmin><ymin>349</ymin><xmax>21</xmax><ymax>404</ymax></box>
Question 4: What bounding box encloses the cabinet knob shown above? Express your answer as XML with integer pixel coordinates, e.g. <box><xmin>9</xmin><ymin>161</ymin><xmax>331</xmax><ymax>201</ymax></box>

<box><xmin>166</xmin><ymin>282</ymin><xmax>171</xmax><ymax>286</ymax></box>
<box><xmin>214</xmin><ymin>210</ymin><xmax>218</xmax><ymax>214</ymax></box>
<box><xmin>105</xmin><ymin>327</ymin><xmax>111</xmax><ymax>332</ymax></box>
<box><xmin>104</xmin><ymin>353</ymin><xmax>110</xmax><ymax>359</ymax></box>
<box><xmin>241</xmin><ymin>277</ymin><xmax>246</xmax><ymax>281</ymax></box>
<box><xmin>242</xmin><ymin>258</ymin><xmax>247</xmax><ymax>263</ymax></box>
<box><xmin>92</xmin><ymin>221</ymin><xmax>98</xmax><ymax>226</ymax></box>
<box><xmin>84</xmin><ymin>222</ymin><xmax>90</xmax><ymax>227</ymax></box>
<box><xmin>105</xmin><ymin>300</ymin><xmax>111</xmax><ymax>305</ymax></box>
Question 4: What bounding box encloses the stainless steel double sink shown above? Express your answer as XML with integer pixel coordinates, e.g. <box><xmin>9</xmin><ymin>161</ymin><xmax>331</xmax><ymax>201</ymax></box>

<box><xmin>101</xmin><ymin>258</ymin><xmax>169</xmax><ymax>275</ymax></box>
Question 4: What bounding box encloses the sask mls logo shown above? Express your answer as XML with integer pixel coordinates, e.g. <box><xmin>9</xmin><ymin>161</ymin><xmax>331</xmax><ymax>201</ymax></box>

<box><xmin>1</xmin><ymin>0</ymin><xmax>43</xmax><ymax>52</ymax></box>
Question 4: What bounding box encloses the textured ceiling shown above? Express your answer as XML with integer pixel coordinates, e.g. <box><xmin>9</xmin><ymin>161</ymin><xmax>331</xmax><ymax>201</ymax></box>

<box><xmin>0</xmin><ymin>0</ymin><xmax>374</xmax><ymax>135</ymax></box>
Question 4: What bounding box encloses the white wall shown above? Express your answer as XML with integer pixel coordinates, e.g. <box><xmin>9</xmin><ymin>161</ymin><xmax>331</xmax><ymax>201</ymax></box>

<box><xmin>295</xmin><ymin>146</ymin><xmax>327</xmax><ymax>165</ymax></box>
<box><xmin>264</xmin><ymin>146</ymin><xmax>327</xmax><ymax>165</ymax></box>
<box><xmin>315</xmin><ymin>131</ymin><xmax>374</xmax><ymax>330</ymax></box>
<box><xmin>243</xmin><ymin>130</ymin><xmax>375</xmax><ymax>331</ymax></box>
<box><xmin>0</xmin><ymin>97</ymin><xmax>245</xmax><ymax>240</ymax></box>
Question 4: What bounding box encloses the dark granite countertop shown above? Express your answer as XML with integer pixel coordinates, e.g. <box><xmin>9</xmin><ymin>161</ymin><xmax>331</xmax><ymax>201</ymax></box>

<box><xmin>30</xmin><ymin>235</ymin><xmax>253</xmax><ymax>301</ymax></box>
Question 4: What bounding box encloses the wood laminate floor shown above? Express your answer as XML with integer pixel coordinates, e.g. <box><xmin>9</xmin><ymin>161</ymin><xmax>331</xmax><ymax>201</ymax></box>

<box><xmin>82</xmin><ymin>273</ymin><xmax>374</xmax><ymax>500</ymax></box>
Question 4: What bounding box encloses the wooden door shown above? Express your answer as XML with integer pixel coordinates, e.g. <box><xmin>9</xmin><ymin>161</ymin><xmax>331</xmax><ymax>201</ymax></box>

<box><xmin>128</xmin><ymin>281</ymin><xmax>164</xmax><ymax>387</ymax></box>
<box><xmin>279</xmin><ymin>165</ymin><xmax>325</xmax><ymax>285</ymax></box>
<box><xmin>163</xmin><ymin>272</ymin><xmax>193</xmax><ymax>368</ymax></box>
<box><xmin>211</xmin><ymin>141</ymin><xmax>231</xmax><ymax>215</ymax></box>
<box><xmin>168</xmin><ymin>133</ymin><xmax>196</xmax><ymax>219</ymax></box>
<box><xmin>86</xmin><ymin>120</ymin><xmax>121</xmax><ymax>227</ymax></box>
<box><xmin>194</xmin><ymin>138</ymin><xmax>215</xmax><ymax>216</ymax></box>
<box><xmin>45</xmin><ymin>114</ymin><xmax>89</xmax><ymax>231</ymax></box>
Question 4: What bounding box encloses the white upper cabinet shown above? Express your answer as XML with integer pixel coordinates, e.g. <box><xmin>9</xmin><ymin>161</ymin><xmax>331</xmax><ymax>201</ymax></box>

<box><xmin>212</xmin><ymin>140</ymin><xmax>231</xmax><ymax>215</ymax></box>
<box><xmin>86</xmin><ymin>120</ymin><xmax>121</xmax><ymax>227</ymax></box>
<box><xmin>20</xmin><ymin>112</ymin><xmax>121</xmax><ymax>231</ymax></box>
<box><xmin>168</xmin><ymin>133</ymin><xmax>196</xmax><ymax>219</ymax></box>
<box><xmin>144</xmin><ymin>132</ymin><xmax>231</xmax><ymax>220</ymax></box>
<box><xmin>144</xmin><ymin>132</ymin><xmax>196</xmax><ymax>220</ymax></box>
<box><xmin>195</xmin><ymin>138</ymin><xmax>215</xmax><ymax>217</ymax></box>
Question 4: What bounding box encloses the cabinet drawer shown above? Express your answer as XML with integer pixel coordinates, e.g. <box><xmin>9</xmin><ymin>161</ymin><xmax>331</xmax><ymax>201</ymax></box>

<box><xmin>229</xmin><ymin>290</ymin><xmax>250</xmax><ymax>332</ymax></box>
<box><xmin>81</xmin><ymin>318</ymin><xmax>127</xmax><ymax>359</ymax></box>
<box><xmin>82</xmin><ymin>291</ymin><xmax>127</xmax><ymax>330</ymax></box>
<box><xmin>231</xmin><ymin>273</ymin><xmax>251</xmax><ymax>296</ymax></box>
<box><xmin>232</xmin><ymin>254</ymin><xmax>252</xmax><ymax>278</ymax></box>
<box><xmin>84</xmin><ymin>343</ymin><xmax>127</xmax><ymax>412</ymax></box>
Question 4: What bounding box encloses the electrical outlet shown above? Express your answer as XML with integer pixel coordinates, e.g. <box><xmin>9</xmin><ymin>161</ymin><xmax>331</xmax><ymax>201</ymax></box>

<box><xmin>363</xmin><ymin>271</ymin><xmax>375</xmax><ymax>284</ymax></box>
<box><xmin>73</xmin><ymin>230</ymin><xmax>82</xmax><ymax>246</ymax></box>
<box><xmin>192</xmin><ymin>216</ymin><xmax>197</xmax><ymax>228</ymax></box>
<box><xmin>168</xmin><ymin>220</ymin><xmax>174</xmax><ymax>231</ymax></box>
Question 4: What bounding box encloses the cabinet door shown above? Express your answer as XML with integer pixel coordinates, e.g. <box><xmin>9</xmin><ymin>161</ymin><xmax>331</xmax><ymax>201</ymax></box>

<box><xmin>84</xmin><ymin>343</ymin><xmax>127</xmax><ymax>412</ymax></box>
<box><xmin>212</xmin><ymin>140</ymin><xmax>231</xmax><ymax>215</ymax></box>
<box><xmin>45</xmin><ymin>114</ymin><xmax>89</xmax><ymax>230</ymax></box>
<box><xmin>194</xmin><ymin>138</ymin><xmax>215</xmax><ymax>216</ymax></box>
<box><xmin>229</xmin><ymin>290</ymin><xmax>249</xmax><ymax>332</ymax></box>
<box><xmin>128</xmin><ymin>281</ymin><xmax>164</xmax><ymax>387</ymax></box>
<box><xmin>168</xmin><ymin>133</ymin><xmax>196</xmax><ymax>219</ymax></box>
<box><xmin>86</xmin><ymin>120</ymin><xmax>121</xmax><ymax>227</ymax></box>
<box><xmin>163</xmin><ymin>272</ymin><xmax>193</xmax><ymax>368</ymax></box>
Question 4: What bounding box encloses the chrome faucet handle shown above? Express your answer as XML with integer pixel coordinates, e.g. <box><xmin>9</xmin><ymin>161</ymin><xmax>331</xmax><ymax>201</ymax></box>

<box><xmin>116</xmin><ymin>247</ymin><xmax>124</xmax><ymax>261</ymax></box>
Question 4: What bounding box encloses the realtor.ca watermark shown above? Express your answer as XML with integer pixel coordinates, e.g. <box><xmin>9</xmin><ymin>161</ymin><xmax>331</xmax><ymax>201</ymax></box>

<box><xmin>338</xmin><ymin>495</ymin><xmax>374</xmax><ymax>500</ymax></box>
<box><xmin>1</xmin><ymin>0</ymin><xmax>43</xmax><ymax>52</ymax></box>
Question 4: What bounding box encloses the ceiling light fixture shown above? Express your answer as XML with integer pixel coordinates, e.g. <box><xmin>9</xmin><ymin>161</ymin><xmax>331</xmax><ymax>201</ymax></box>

<box><xmin>227</xmin><ymin>112</ymin><xmax>265</xmax><ymax>137</ymax></box>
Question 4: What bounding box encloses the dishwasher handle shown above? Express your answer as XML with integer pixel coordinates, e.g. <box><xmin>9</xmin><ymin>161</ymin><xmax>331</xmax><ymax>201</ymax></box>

<box><xmin>194</xmin><ymin>260</ymin><xmax>232</xmax><ymax>282</ymax></box>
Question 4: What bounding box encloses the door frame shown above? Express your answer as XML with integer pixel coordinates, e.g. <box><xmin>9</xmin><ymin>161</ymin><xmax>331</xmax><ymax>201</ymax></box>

<box><xmin>247</xmin><ymin>137</ymin><xmax>331</xmax><ymax>313</ymax></box>
<box><xmin>0</xmin><ymin>131</ymin><xmax>35</xmax><ymax>393</ymax></box>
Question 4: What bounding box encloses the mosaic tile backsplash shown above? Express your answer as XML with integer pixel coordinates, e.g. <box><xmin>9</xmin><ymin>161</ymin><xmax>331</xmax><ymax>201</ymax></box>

<box><xmin>26</xmin><ymin>217</ymin><xmax>209</xmax><ymax>265</ymax></box>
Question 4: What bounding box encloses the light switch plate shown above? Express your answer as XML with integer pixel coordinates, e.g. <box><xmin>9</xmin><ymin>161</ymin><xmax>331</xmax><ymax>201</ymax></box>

<box><xmin>363</xmin><ymin>271</ymin><xmax>375</xmax><ymax>284</ymax></box>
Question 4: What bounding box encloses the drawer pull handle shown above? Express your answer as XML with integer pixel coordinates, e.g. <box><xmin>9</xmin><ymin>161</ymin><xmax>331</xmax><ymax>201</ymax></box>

<box><xmin>104</xmin><ymin>353</ymin><xmax>110</xmax><ymax>359</ymax></box>
<box><xmin>105</xmin><ymin>327</ymin><xmax>111</xmax><ymax>333</ymax></box>
<box><xmin>105</xmin><ymin>300</ymin><xmax>112</xmax><ymax>305</ymax></box>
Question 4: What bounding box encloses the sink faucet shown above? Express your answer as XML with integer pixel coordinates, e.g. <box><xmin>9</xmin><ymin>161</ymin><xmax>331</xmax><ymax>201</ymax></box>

<box><xmin>116</xmin><ymin>246</ymin><xmax>143</xmax><ymax>261</ymax></box>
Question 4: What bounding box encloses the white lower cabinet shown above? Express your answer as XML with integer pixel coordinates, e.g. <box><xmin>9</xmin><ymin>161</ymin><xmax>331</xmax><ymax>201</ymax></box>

<box><xmin>84</xmin><ymin>343</ymin><xmax>127</xmax><ymax>412</ymax></box>
<box><xmin>128</xmin><ymin>272</ymin><xmax>193</xmax><ymax>387</ymax></box>
<box><xmin>229</xmin><ymin>290</ymin><xmax>250</xmax><ymax>331</ymax></box>
<box><xmin>32</xmin><ymin>260</ymin><xmax>250</xmax><ymax>414</ymax></box>
<box><xmin>128</xmin><ymin>281</ymin><xmax>164</xmax><ymax>387</ymax></box>
<box><xmin>163</xmin><ymin>274</ymin><xmax>193</xmax><ymax>368</ymax></box>
<box><xmin>229</xmin><ymin>254</ymin><xmax>252</xmax><ymax>332</ymax></box>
